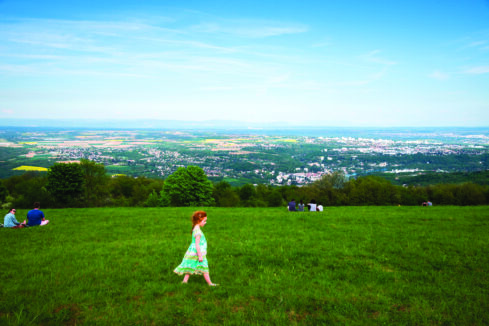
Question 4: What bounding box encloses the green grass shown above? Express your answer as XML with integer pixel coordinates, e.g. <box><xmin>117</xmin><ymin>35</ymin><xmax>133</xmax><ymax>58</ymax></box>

<box><xmin>1</xmin><ymin>206</ymin><xmax>488</xmax><ymax>325</ymax></box>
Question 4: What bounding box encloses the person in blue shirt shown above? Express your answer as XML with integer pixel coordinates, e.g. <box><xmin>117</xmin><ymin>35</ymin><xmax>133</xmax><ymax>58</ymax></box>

<box><xmin>4</xmin><ymin>208</ymin><xmax>26</xmax><ymax>228</ymax></box>
<box><xmin>27</xmin><ymin>202</ymin><xmax>49</xmax><ymax>226</ymax></box>
<box><xmin>288</xmin><ymin>199</ymin><xmax>296</xmax><ymax>211</ymax></box>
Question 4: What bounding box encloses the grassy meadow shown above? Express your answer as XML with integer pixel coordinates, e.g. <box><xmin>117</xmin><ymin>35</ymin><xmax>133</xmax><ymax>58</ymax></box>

<box><xmin>1</xmin><ymin>206</ymin><xmax>488</xmax><ymax>325</ymax></box>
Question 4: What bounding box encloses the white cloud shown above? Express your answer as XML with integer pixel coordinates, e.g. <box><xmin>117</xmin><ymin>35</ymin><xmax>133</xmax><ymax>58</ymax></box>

<box><xmin>0</xmin><ymin>14</ymin><xmax>306</xmax><ymax>83</ymax></box>
<box><xmin>190</xmin><ymin>19</ymin><xmax>308</xmax><ymax>38</ymax></box>
<box><xmin>311</xmin><ymin>37</ymin><xmax>332</xmax><ymax>48</ymax></box>
<box><xmin>233</xmin><ymin>25</ymin><xmax>308</xmax><ymax>38</ymax></box>
<box><xmin>429</xmin><ymin>70</ymin><xmax>450</xmax><ymax>80</ymax></box>
<box><xmin>360</xmin><ymin>50</ymin><xmax>397</xmax><ymax>66</ymax></box>
<box><xmin>466</xmin><ymin>38</ymin><xmax>489</xmax><ymax>51</ymax></box>
<box><xmin>469</xmin><ymin>40</ymin><xmax>488</xmax><ymax>48</ymax></box>
<box><xmin>463</xmin><ymin>66</ymin><xmax>489</xmax><ymax>74</ymax></box>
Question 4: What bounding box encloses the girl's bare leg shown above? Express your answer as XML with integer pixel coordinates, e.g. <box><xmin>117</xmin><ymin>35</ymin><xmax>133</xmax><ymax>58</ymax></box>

<box><xmin>204</xmin><ymin>273</ymin><xmax>218</xmax><ymax>286</ymax></box>
<box><xmin>182</xmin><ymin>274</ymin><xmax>190</xmax><ymax>283</ymax></box>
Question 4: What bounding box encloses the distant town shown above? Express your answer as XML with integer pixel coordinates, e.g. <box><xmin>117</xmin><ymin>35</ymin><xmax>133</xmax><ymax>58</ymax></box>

<box><xmin>1</xmin><ymin>126</ymin><xmax>488</xmax><ymax>186</ymax></box>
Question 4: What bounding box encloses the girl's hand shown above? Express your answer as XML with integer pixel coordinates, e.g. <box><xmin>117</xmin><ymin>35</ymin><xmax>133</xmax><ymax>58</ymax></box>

<box><xmin>198</xmin><ymin>256</ymin><xmax>203</xmax><ymax>262</ymax></box>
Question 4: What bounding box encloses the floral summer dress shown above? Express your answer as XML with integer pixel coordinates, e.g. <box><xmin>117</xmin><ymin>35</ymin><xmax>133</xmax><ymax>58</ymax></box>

<box><xmin>174</xmin><ymin>227</ymin><xmax>209</xmax><ymax>275</ymax></box>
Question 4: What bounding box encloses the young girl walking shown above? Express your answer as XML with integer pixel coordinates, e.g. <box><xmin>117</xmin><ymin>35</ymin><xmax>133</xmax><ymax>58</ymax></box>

<box><xmin>174</xmin><ymin>211</ymin><xmax>218</xmax><ymax>286</ymax></box>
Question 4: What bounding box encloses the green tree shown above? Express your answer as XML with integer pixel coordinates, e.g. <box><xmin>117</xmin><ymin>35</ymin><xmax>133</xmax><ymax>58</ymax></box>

<box><xmin>311</xmin><ymin>171</ymin><xmax>347</xmax><ymax>205</ymax></box>
<box><xmin>162</xmin><ymin>166</ymin><xmax>214</xmax><ymax>206</ymax></box>
<box><xmin>108</xmin><ymin>175</ymin><xmax>136</xmax><ymax>206</ymax></box>
<box><xmin>255</xmin><ymin>184</ymin><xmax>270</xmax><ymax>202</ymax></box>
<box><xmin>109</xmin><ymin>175</ymin><xmax>135</xmax><ymax>198</ymax></box>
<box><xmin>430</xmin><ymin>184</ymin><xmax>456</xmax><ymax>205</ymax></box>
<box><xmin>213</xmin><ymin>181</ymin><xmax>240</xmax><ymax>207</ymax></box>
<box><xmin>267</xmin><ymin>189</ymin><xmax>284</xmax><ymax>207</ymax></box>
<box><xmin>278</xmin><ymin>185</ymin><xmax>301</xmax><ymax>204</ymax></box>
<box><xmin>46</xmin><ymin>163</ymin><xmax>84</xmax><ymax>207</ymax></box>
<box><xmin>239</xmin><ymin>184</ymin><xmax>256</xmax><ymax>201</ymax></box>
<box><xmin>454</xmin><ymin>182</ymin><xmax>487</xmax><ymax>205</ymax></box>
<box><xmin>239</xmin><ymin>184</ymin><xmax>256</xmax><ymax>207</ymax></box>
<box><xmin>398</xmin><ymin>185</ymin><xmax>421</xmax><ymax>205</ymax></box>
<box><xmin>344</xmin><ymin>176</ymin><xmax>398</xmax><ymax>206</ymax></box>
<box><xmin>144</xmin><ymin>190</ymin><xmax>170</xmax><ymax>207</ymax></box>
<box><xmin>13</xmin><ymin>177</ymin><xmax>52</xmax><ymax>208</ymax></box>
<box><xmin>3</xmin><ymin>173</ymin><xmax>53</xmax><ymax>208</ymax></box>
<box><xmin>80</xmin><ymin>159</ymin><xmax>108</xmax><ymax>207</ymax></box>
<box><xmin>131</xmin><ymin>177</ymin><xmax>164</xmax><ymax>206</ymax></box>
<box><xmin>220</xmin><ymin>190</ymin><xmax>240</xmax><ymax>207</ymax></box>
<box><xmin>0</xmin><ymin>181</ymin><xmax>8</xmax><ymax>203</ymax></box>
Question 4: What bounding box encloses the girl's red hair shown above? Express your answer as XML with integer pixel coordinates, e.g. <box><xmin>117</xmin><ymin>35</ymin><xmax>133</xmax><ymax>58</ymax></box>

<box><xmin>191</xmin><ymin>210</ymin><xmax>207</xmax><ymax>233</ymax></box>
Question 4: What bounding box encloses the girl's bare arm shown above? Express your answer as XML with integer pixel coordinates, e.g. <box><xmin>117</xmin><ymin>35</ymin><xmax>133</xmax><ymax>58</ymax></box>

<box><xmin>195</xmin><ymin>234</ymin><xmax>203</xmax><ymax>261</ymax></box>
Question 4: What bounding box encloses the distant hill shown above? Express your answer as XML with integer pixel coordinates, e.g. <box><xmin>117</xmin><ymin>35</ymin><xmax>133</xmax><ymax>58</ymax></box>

<box><xmin>0</xmin><ymin>118</ymin><xmax>303</xmax><ymax>130</ymax></box>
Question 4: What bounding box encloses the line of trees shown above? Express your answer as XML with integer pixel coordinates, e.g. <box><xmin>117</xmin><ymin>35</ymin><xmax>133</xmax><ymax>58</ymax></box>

<box><xmin>1</xmin><ymin>160</ymin><xmax>488</xmax><ymax>209</ymax></box>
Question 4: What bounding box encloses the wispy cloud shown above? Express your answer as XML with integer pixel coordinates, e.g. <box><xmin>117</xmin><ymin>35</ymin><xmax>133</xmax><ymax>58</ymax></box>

<box><xmin>360</xmin><ymin>50</ymin><xmax>397</xmax><ymax>66</ymax></box>
<box><xmin>233</xmin><ymin>25</ymin><xmax>308</xmax><ymax>38</ymax></box>
<box><xmin>463</xmin><ymin>66</ymin><xmax>489</xmax><ymax>74</ymax></box>
<box><xmin>136</xmin><ymin>36</ymin><xmax>238</xmax><ymax>53</ymax></box>
<box><xmin>0</xmin><ymin>14</ymin><xmax>305</xmax><ymax>74</ymax></box>
<box><xmin>466</xmin><ymin>35</ymin><xmax>489</xmax><ymax>51</ymax></box>
<box><xmin>0</xmin><ymin>64</ymin><xmax>36</xmax><ymax>74</ymax></box>
<box><xmin>2</xmin><ymin>109</ymin><xmax>14</xmax><ymax>115</ymax></box>
<box><xmin>190</xmin><ymin>19</ymin><xmax>308</xmax><ymax>38</ymax></box>
<box><xmin>468</xmin><ymin>40</ymin><xmax>488</xmax><ymax>48</ymax></box>
<box><xmin>330</xmin><ymin>50</ymin><xmax>397</xmax><ymax>86</ymax></box>
<box><xmin>429</xmin><ymin>70</ymin><xmax>450</xmax><ymax>80</ymax></box>
<box><xmin>311</xmin><ymin>40</ymin><xmax>332</xmax><ymax>48</ymax></box>
<box><xmin>0</xmin><ymin>12</ymin><xmax>316</xmax><ymax>101</ymax></box>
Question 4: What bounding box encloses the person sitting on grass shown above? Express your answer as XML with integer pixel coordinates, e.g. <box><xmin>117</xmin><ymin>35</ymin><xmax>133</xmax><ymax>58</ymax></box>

<box><xmin>288</xmin><ymin>199</ymin><xmax>296</xmax><ymax>211</ymax></box>
<box><xmin>26</xmin><ymin>202</ymin><xmax>49</xmax><ymax>227</ymax></box>
<box><xmin>297</xmin><ymin>200</ymin><xmax>305</xmax><ymax>211</ymax></box>
<box><xmin>4</xmin><ymin>208</ymin><xmax>27</xmax><ymax>228</ymax></box>
<box><xmin>307</xmin><ymin>199</ymin><xmax>317</xmax><ymax>212</ymax></box>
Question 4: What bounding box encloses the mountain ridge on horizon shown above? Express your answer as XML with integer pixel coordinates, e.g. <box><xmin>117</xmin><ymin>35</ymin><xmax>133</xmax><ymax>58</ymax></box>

<box><xmin>1</xmin><ymin>118</ymin><xmax>488</xmax><ymax>130</ymax></box>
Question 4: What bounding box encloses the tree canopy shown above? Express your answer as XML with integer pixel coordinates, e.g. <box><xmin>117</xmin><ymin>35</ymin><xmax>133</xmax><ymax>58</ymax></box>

<box><xmin>46</xmin><ymin>163</ymin><xmax>84</xmax><ymax>206</ymax></box>
<box><xmin>162</xmin><ymin>165</ymin><xmax>214</xmax><ymax>206</ymax></box>
<box><xmin>80</xmin><ymin>159</ymin><xmax>108</xmax><ymax>207</ymax></box>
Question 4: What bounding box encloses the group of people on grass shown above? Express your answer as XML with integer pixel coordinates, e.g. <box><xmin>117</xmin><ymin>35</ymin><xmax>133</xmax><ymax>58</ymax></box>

<box><xmin>287</xmin><ymin>199</ymin><xmax>323</xmax><ymax>212</ymax></box>
<box><xmin>2</xmin><ymin>202</ymin><xmax>49</xmax><ymax>228</ymax></box>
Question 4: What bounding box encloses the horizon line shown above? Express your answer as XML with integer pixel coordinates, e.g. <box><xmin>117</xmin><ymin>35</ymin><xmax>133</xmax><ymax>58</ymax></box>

<box><xmin>0</xmin><ymin>118</ymin><xmax>488</xmax><ymax>129</ymax></box>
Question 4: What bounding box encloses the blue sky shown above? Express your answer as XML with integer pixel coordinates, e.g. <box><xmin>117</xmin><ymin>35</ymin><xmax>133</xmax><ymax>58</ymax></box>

<box><xmin>1</xmin><ymin>0</ymin><xmax>488</xmax><ymax>127</ymax></box>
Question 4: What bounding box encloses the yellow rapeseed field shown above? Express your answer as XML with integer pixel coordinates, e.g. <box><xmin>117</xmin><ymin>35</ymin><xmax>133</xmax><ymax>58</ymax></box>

<box><xmin>279</xmin><ymin>139</ymin><xmax>297</xmax><ymax>143</ymax></box>
<box><xmin>13</xmin><ymin>165</ymin><xmax>48</xmax><ymax>172</ymax></box>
